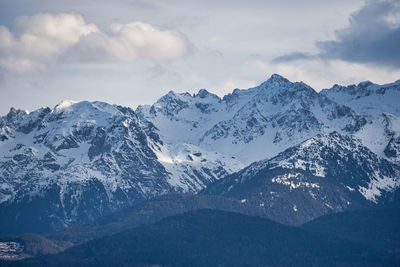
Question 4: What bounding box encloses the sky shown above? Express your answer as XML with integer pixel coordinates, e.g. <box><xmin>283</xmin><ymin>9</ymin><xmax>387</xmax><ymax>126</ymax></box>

<box><xmin>0</xmin><ymin>0</ymin><xmax>399</xmax><ymax>115</ymax></box>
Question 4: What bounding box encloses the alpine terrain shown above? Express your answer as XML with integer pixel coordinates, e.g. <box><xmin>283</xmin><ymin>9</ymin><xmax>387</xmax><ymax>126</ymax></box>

<box><xmin>1</xmin><ymin>74</ymin><xmax>399</xmax><ymax>234</ymax></box>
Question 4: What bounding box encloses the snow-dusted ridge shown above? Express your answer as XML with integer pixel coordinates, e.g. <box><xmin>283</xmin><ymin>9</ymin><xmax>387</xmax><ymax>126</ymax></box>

<box><xmin>0</xmin><ymin>74</ymin><xmax>399</xmax><ymax>232</ymax></box>
<box><xmin>202</xmin><ymin>131</ymin><xmax>400</xmax><ymax>224</ymax></box>
<box><xmin>138</xmin><ymin>74</ymin><xmax>369</xmax><ymax>163</ymax></box>
<box><xmin>265</xmin><ymin>132</ymin><xmax>399</xmax><ymax>202</ymax></box>
<box><xmin>0</xmin><ymin>98</ymin><xmax>247</xmax><ymax>232</ymax></box>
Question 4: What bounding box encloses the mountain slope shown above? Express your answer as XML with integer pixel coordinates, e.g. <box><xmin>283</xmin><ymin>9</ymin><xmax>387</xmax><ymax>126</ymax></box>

<box><xmin>0</xmin><ymin>101</ymin><xmax>239</xmax><ymax>234</ymax></box>
<box><xmin>138</xmin><ymin>74</ymin><xmax>367</xmax><ymax>163</ymax></box>
<box><xmin>321</xmin><ymin>80</ymin><xmax>400</xmax><ymax>163</ymax></box>
<box><xmin>203</xmin><ymin>132</ymin><xmax>400</xmax><ymax>225</ymax></box>
<box><xmin>0</xmin><ymin>101</ymin><xmax>170</xmax><ymax>233</ymax></box>
<box><xmin>46</xmin><ymin>194</ymin><xmax>267</xmax><ymax>245</ymax></box>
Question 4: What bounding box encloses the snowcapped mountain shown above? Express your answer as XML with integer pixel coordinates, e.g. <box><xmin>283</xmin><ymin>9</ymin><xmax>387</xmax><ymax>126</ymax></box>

<box><xmin>0</xmin><ymin>100</ymin><xmax>239</xmax><ymax>233</ymax></box>
<box><xmin>321</xmin><ymin>80</ymin><xmax>400</xmax><ymax>118</ymax></box>
<box><xmin>138</xmin><ymin>74</ymin><xmax>366</xmax><ymax>164</ymax></box>
<box><xmin>0</xmin><ymin>74</ymin><xmax>399</xmax><ymax>233</ymax></box>
<box><xmin>321</xmin><ymin>80</ymin><xmax>400</xmax><ymax>163</ymax></box>
<box><xmin>203</xmin><ymin>132</ymin><xmax>400</xmax><ymax>224</ymax></box>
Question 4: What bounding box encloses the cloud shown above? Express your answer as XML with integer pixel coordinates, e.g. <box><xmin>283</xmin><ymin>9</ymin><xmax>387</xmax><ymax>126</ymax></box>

<box><xmin>65</xmin><ymin>22</ymin><xmax>188</xmax><ymax>62</ymax></box>
<box><xmin>0</xmin><ymin>13</ymin><xmax>99</xmax><ymax>72</ymax></box>
<box><xmin>272</xmin><ymin>52</ymin><xmax>314</xmax><ymax>63</ymax></box>
<box><xmin>274</xmin><ymin>0</ymin><xmax>400</xmax><ymax>68</ymax></box>
<box><xmin>0</xmin><ymin>13</ymin><xmax>189</xmax><ymax>73</ymax></box>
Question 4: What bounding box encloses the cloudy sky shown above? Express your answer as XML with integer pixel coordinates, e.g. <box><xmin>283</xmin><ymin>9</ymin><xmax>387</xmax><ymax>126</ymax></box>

<box><xmin>0</xmin><ymin>0</ymin><xmax>399</xmax><ymax>114</ymax></box>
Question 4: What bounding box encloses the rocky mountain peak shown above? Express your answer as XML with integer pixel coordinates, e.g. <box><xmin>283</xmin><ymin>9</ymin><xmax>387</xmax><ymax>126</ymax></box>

<box><xmin>255</xmin><ymin>74</ymin><xmax>317</xmax><ymax>100</ymax></box>
<box><xmin>2</xmin><ymin>107</ymin><xmax>28</xmax><ymax>125</ymax></box>
<box><xmin>54</xmin><ymin>99</ymin><xmax>79</xmax><ymax>111</ymax></box>
<box><xmin>357</xmin><ymin>80</ymin><xmax>373</xmax><ymax>88</ymax></box>
<box><xmin>265</xmin><ymin>73</ymin><xmax>290</xmax><ymax>85</ymax></box>
<box><xmin>195</xmin><ymin>89</ymin><xmax>220</xmax><ymax>100</ymax></box>
<box><xmin>54</xmin><ymin>100</ymin><xmax>119</xmax><ymax>115</ymax></box>
<box><xmin>325</xmin><ymin>79</ymin><xmax>400</xmax><ymax>97</ymax></box>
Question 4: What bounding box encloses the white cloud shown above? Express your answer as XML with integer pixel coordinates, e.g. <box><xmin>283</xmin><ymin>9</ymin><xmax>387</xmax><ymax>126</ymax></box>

<box><xmin>66</xmin><ymin>22</ymin><xmax>188</xmax><ymax>62</ymax></box>
<box><xmin>0</xmin><ymin>13</ymin><xmax>98</xmax><ymax>72</ymax></box>
<box><xmin>0</xmin><ymin>13</ymin><xmax>189</xmax><ymax>73</ymax></box>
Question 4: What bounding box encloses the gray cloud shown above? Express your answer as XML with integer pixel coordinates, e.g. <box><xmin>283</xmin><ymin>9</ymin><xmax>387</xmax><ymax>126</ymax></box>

<box><xmin>274</xmin><ymin>0</ymin><xmax>400</xmax><ymax>68</ymax></box>
<box><xmin>272</xmin><ymin>52</ymin><xmax>315</xmax><ymax>63</ymax></box>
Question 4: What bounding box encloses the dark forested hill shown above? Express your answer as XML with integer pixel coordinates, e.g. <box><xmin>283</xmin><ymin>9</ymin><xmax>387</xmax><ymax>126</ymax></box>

<box><xmin>47</xmin><ymin>193</ymin><xmax>267</xmax><ymax>244</ymax></box>
<box><xmin>7</xmin><ymin>209</ymin><xmax>395</xmax><ymax>267</ymax></box>
<box><xmin>302</xmin><ymin>207</ymin><xmax>400</xmax><ymax>257</ymax></box>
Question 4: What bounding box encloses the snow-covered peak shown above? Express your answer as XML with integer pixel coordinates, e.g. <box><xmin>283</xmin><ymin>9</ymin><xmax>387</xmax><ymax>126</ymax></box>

<box><xmin>0</xmin><ymin>101</ymin><xmax>149</xmax><ymax>156</ymax></box>
<box><xmin>54</xmin><ymin>100</ymin><xmax>120</xmax><ymax>116</ymax></box>
<box><xmin>321</xmin><ymin>79</ymin><xmax>400</xmax><ymax>118</ymax></box>
<box><xmin>137</xmin><ymin>74</ymin><xmax>368</xmax><ymax>163</ymax></box>
<box><xmin>263</xmin><ymin>73</ymin><xmax>291</xmax><ymax>86</ymax></box>
<box><xmin>1</xmin><ymin>108</ymin><xmax>28</xmax><ymax>126</ymax></box>
<box><xmin>241</xmin><ymin>131</ymin><xmax>400</xmax><ymax>203</ymax></box>
<box><xmin>323</xmin><ymin>79</ymin><xmax>400</xmax><ymax>97</ymax></box>
<box><xmin>256</xmin><ymin>74</ymin><xmax>314</xmax><ymax>94</ymax></box>
<box><xmin>246</xmin><ymin>131</ymin><xmax>362</xmax><ymax>176</ymax></box>
<box><xmin>222</xmin><ymin>75</ymin><xmax>318</xmax><ymax>108</ymax></box>
<box><xmin>0</xmin><ymin>97</ymin><xmax>243</xmax><ymax>231</ymax></box>
<box><xmin>357</xmin><ymin>80</ymin><xmax>373</xmax><ymax>88</ymax></box>
<box><xmin>54</xmin><ymin>100</ymin><xmax>79</xmax><ymax>111</ymax></box>
<box><xmin>6</xmin><ymin>107</ymin><xmax>28</xmax><ymax>116</ymax></box>
<box><xmin>326</xmin><ymin>83</ymin><xmax>374</xmax><ymax>98</ymax></box>
<box><xmin>195</xmin><ymin>89</ymin><xmax>220</xmax><ymax>100</ymax></box>
<box><xmin>149</xmin><ymin>91</ymin><xmax>190</xmax><ymax>117</ymax></box>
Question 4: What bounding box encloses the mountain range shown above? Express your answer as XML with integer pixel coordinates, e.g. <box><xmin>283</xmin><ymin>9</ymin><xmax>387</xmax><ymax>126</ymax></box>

<box><xmin>0</xmin><ymin>74</ymin><xmax>399</xmax><ymax>234</ymax></box>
